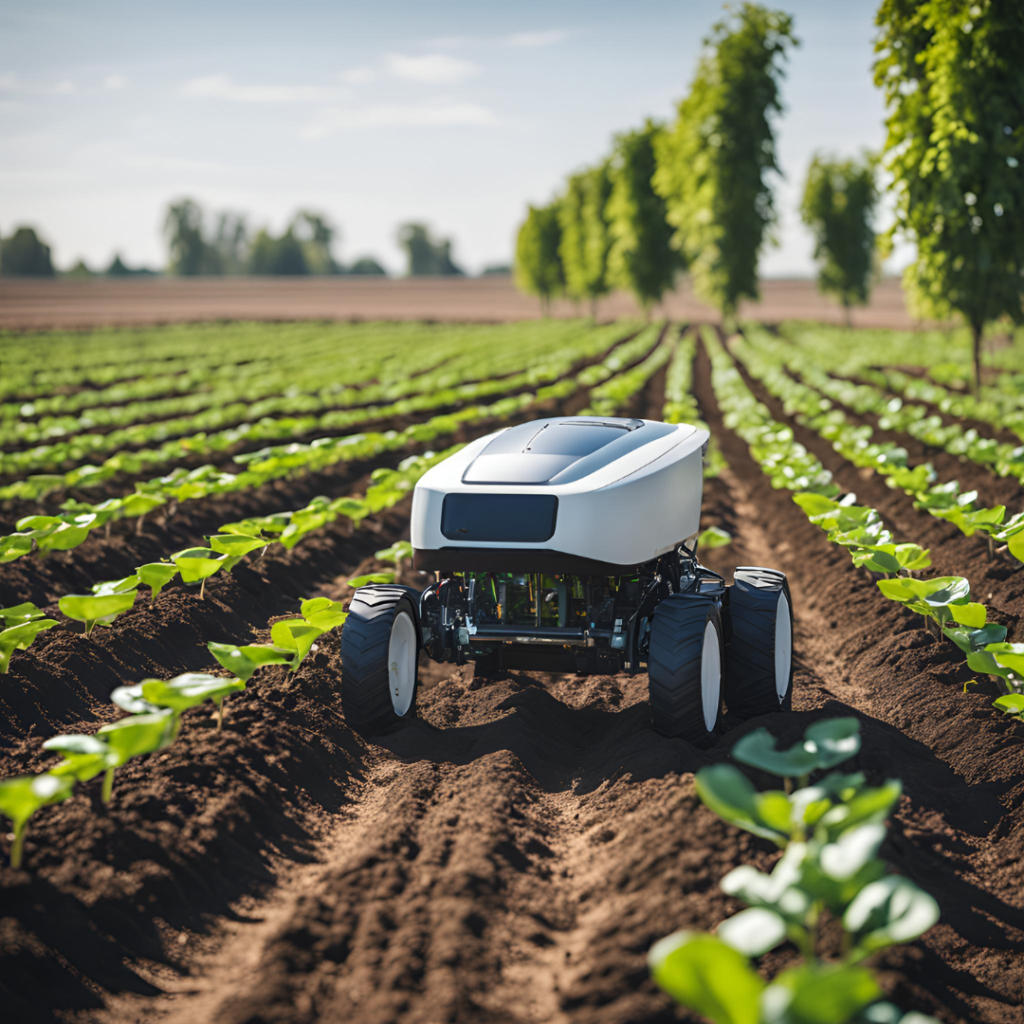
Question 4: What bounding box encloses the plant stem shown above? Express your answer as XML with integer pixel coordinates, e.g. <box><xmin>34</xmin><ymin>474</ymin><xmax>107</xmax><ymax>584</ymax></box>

<box><xmin>101</xmin><ymin>767</ymin><xmax>114</xmax><ymax>804</ymax></box>
<box><xmin>200</xmin><ymin>578</ymin><xmax>206</xmax><ymax>600</ymax></box>
<box><xmin>10</xmin><ymin>823</ymin><xmax>25</xmax><ymax>869</ymax></box>
<box><xmin>217</xmin><ymin>701</ymin><xmax>224</xmax><ymax>732</ymax></box>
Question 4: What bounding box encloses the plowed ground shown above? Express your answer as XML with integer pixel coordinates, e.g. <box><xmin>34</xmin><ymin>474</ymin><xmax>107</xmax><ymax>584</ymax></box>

<box><xmin>1</xmin><ymin>339</ymin><xmax>1022</xmax><ymax>1024</ymax></box>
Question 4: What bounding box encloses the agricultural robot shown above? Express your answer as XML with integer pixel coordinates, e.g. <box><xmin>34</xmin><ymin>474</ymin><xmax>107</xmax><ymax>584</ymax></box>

<box><xmin>340</xmin><ymin>417</ymin><xmax>793</xmax><ymax>744</ymax></box>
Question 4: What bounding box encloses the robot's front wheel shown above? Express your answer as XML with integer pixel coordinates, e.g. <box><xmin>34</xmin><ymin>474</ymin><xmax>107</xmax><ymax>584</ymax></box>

<box><xmin>340</xmin><ymin>585</ymin><xmax>420</xmax><ymax>733</ymax></box>
<box><xmin>647</xmin><ymin>594</ymin><xmax>723</xmax><ymax>745</ymax></box>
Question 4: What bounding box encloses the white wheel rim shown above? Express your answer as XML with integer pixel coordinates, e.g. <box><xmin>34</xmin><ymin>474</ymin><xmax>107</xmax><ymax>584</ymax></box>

<box><xmin>775</xmin><ymin>592</ymin><xmax>792</xmax><ymax>701</ymax></box>
<box><xmin>388</xmin><ymin>611</ymin><xmax>417</xmax><ymax>717</ymax></box>
<box><xmin>701</xmin><ymin>620</ymin><xmax>721</xmax><ymax>732</ymax></box>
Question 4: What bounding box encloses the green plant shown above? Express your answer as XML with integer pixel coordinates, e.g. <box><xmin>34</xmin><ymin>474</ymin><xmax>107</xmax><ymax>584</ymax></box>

<box><xmin>698</xmin><ymin>526</ymin><xmax>733</xmax><ymax>550</ymax></box>
<box><xmin>0</xmin><ymin>773</ymin><xmax>74</xmax><ymax>868</ymax></box>
<box><xmin>44</xmin><ymin>734</ymin><xmax>121</xmax><ymax>802</ymax></box>
<box><xmin>651</xmin><ymin>719</ymin><xmax>940</xmax><ymax>1024</ymax></box>
<box><xmin>136</xmin><ymin>562</ymin><xmax>179</xmax><ymax>601</ymax></box>
<box><xmin>514</xmin><ymin>203</ymin><xmax>564</xmax><ymax>315</ymax></box>
<box><xmin>171</xmin><ymin>547</ymin><xmax>229</xmax><ymax>598</ymax></box>
<box><xmin>141</xmin><ymin>673</ymin><xmax>246</xmax><ymax>731</ymax></box>
<box><xmin>0</xmin><ymin>603</ymin><xmax>58</xmax><ymax>673</ymax></box>
<box><xmin>58</xmin><ymin>591</ymin><xmax>137</xmax><ymax>635</ymax></box>
<box><xmin>347</xmin><ymin>572</ymin><xmax>395</xmax><ymax>588</ymax></box>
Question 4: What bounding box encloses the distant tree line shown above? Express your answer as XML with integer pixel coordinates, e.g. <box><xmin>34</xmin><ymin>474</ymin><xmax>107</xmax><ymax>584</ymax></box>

<box><xmin>1</xmin><ymin>201</ymin><xmax>471</xmax><ymax>280</ymax></box>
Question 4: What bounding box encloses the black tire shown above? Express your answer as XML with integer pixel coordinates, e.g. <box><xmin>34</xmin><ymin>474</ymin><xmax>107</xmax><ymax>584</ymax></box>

<box><xmin>340</xmin><ymin>585</ymin><xmax>420</xmax><ymax>733</ymax></box>
<box><xmin>724</xmin><ymin>567</ymin><xmax>793</xmax><ymax>718</ymax></box>
<box><xmin>647</xmin><ymin>594</ymin><xmax>723</xmax><ymax>744</ymax></box>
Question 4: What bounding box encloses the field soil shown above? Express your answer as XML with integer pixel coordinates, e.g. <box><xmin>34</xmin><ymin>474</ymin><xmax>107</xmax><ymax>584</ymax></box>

<box><xmin>1</xmin><ymin>339</ymin><xmax>1022</xmax><ymax>1024</ymax></box>
<box><xmin>0</xmin><ymin>275</ymin><xmax>919</xmax><ymax>330</ymax></box>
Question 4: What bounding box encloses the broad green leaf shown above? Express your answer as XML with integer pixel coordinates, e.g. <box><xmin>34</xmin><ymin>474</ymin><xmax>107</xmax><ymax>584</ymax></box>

<box><xmin>42</xmin><ymin>734</ymin><xmax>109</xmax><ymax>756</ymax></box>
<box><xmin>110</xmin><ymin>683</ymin><xmax>160</xmax><ymax>714</ymax></box>
<box><xmin>967</xmin><ymin>648</ymin><xmax>1012</xmax><ymax>682</ymax></box>
<box><xmin>0</xmin><ymin>602</ymin><xmax>46</xmax><ymax>626</ymax></box>
<box><xmin>820</xmin><ymin>780</ymin><xmax>902</xmax><ymax>839</ymax></box>
<box><xmin>0</xmin><ymin>619</ymin><xmax>58</xmax><ymax>673</ymax></box>
<box><xmin>270</xmin><ymin>619</ymin><xmax>323</xmax><ymax>667</ymax></box>
<box><xmin>696</xmin><ymin>764</ymin><xmax>787</xmax><ymax>844</ymax></box>
<box><xmin>804</xmin><ymin>718</ymin><xmax>861</xmax><ymax>769</ymax></box>
<box><xmin>717</xmin><ymin>907</ymin><xmax>787</xmax><ymax>957</ymax></box>
<box><xmin>59</xmin><ymin>591</ymin><xmax>137</xmax><ymax>632</ymax></box>
<box><xmin>136</xmin><ymin>562</ymin><xmax>179</xmax><ymax>600</ymax></box>
<box><xmin>0</xmin><ymin>534</ymin><xmax>34</xmax><ymax>563</ymax></box>
<box><xmin>763</xmin><ymin>963</ymin><xmax>881</xmax><ymax>1024</ymax></box>
<box><xmin>819</xmin><ymin>824</ymin><xmax>886</xmax><ymax>881</ymax></box>
<box><xmin>0</xmin><ymin>773</ymin><xmax>74</xmax><ymax>831</ymax></box>
<box><xmin>300</xmin><ymin>597</ymin><xmax>347</xmax><ymax>631</ymax></box>
<box><xmin>208</xmin><ymin>641</ymin><xmax>292</xmax><ymax>682</ymax></box>
<box><xmin>208</xmin><ymin>533</ymin><xmax>266</xmax><ymax>558</ymax></box>
<box><xmin>843</xmin><ymin>876</ymin><xmax>940</xmax><ymax>957</ymax></box>
<box><xmin>347</xmin><ymin>572</ymin><xmax>395</xmax><ymax>588</ymax></box>
<box><xmin>649</xmin><ymin>931</ymin><xmax>764</xmax><ymax>1024</ymax></box>
<box><xmin>993</xmin><ymin>694</ymin><xmax>1024</xmax><ymax>718</ymax></box>
<box><xmin>91</xmin><ymin>575</ymin><xmax>140</xmax><ymax>596</ymax></box>
<box><xmin>375</xmin><ymin>540</ymin><xmax>414</xmax><ymax>563</ymax></box>
<box><xmin>141</xmin><ymin>673</ymin><xmax>245</xmax><ymax>712</ymax></box>
<box><xmin>949</xmin><ymin>602</ymin><xmax>987</xmax><ymax>628</ymax></box>
<box><xmin>732</xmin><ymin>728</ymin><xmax>820</xmax><ymax>778</ymax></box>
<box><xmin>172</xmin><ymin>547</ymin><xmax>228</xmax><ymax>584</ymax></box>
<box><xmin>985</xmin><ymin>642</ymin><xmax>1024</xmax><ymax>678</ymax></box>
<box><xmin>98</xmin><ymin>711</ymin><xmax>176</xmax><ymax>758</ymax></box>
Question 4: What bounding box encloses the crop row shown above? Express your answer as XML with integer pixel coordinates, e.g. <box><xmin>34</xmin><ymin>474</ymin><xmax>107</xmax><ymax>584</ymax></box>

<box><xmin>2</xmin><ymin>320</ymin><xmax>617</xmax><ymax>447</ymax></box>
<box><xmin>0</xmin><ymin>325</ymin><xmax>657</xmax><ymax>565</ymax></box>
<box><xmin>0</xmin><ymin>588</ymin><xmax>354</xmax><ymax>868</ymax></box>
<box><xmin>0</xmin><ymin>322</ymin><xmax>638</xmax><ymax>480</ymax></box>
<box><xmin>652</xmin><ymin>717</ymin><xmax>940</xmax><ymax>1024</ymax></box>
<box><xmin>706</xmin><ymin>330</ymin><xmax>1024</xmax><ymax>726</ymax></box>
<box><xmin>732</xmin><ymin>329</ymin><xmax>1024</xmax><ymax>563</ymax></box>
<box><xmin>664</xmin><ymin>330</ymin><xmax>726</xmax><ymax>477</ymax></box>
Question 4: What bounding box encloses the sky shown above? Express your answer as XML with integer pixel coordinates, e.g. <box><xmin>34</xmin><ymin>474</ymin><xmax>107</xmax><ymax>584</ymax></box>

<box><xmin>0</xmin><ymin>0</ymin><xmax>893</xmax><ymax>276</ymax></box>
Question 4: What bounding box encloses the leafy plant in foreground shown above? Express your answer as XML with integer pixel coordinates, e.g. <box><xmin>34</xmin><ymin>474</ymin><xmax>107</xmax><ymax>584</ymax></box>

<box><xmin>0</xmin><ymin>603</ymin><xmax>58</xmax><ymax>673</ymax></box>
<box><xmin>650</xmin><ymin>718</ymin><xmax>940</xmax><ymax>1024</ymax></box>
<box><xmin>0</xmin><ymin>773</ymin><xmax>74</xmax><ymax>868</ymax></box>
<box><xmin>58</xmin><ymin>591</ymin><xmax>138</xmax><ymax>635</ymax></box>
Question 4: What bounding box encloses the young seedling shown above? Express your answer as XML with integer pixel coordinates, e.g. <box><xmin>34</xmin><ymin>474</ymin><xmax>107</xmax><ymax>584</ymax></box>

<box><xmin>207</xmin><ymin>532</ymin><xmax>266</xmax><ymax>561</ymax></box>
<box><xmin>0</xmin><ymin>603</ymin><xmax>58</xmax><ymax>673</ymax></box>
<box><xmin>300</xmin><ymin>597</ymin><xmax>346</xmax><ymax>630</ymax></box>
<box><xmin>171</xmin><ymin>547</ymin><xmax>229</xmax><ymax>599</ymax></box>
<box><xmin>375</xmin><ymin>540</ymin><xmax>414</xmax><ymax>566</ymax></box>
<box><xmin>43</xmin><ymin>734</ymin><xmax>120</xmax><ymax>802</ymax></box>
<box><xmin>136</xmin><ymin>562</ymin><xmax>179</xmax><ymax>602</ymax></box>
<box><xmin>92</xmin><ymin>575</ymin><xmax>141</xmax><ymax>596</ymax></box>
<box><xmin>208</xmin><ymin>642</ymin><xmax>292</xmax><ymax>682</ymax></box>
<box><xmin>140</xmin><ymin>673</ymin><xmax>246</xmax><ymax>731</ymax></box>
<box><xmin>97</xmin><ymin>709</ymin><xmax>178</xmax><ymax>766</ymax></box>
<box><xmin>58</xmin><ymin>590</ymin><xmax>138</xmax><ymax>635</ymax></box>
<box><xmin>0</xmin><ymin>773</ymin><xmax>75</xmax><ymax>868</ymax></box>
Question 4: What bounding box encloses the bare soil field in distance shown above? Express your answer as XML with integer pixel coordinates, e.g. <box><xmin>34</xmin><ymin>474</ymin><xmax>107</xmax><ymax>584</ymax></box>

<box><xmin>0</xmin><ymin>274</ymin><xmax>918</xmax><ymax>330</ymax></box>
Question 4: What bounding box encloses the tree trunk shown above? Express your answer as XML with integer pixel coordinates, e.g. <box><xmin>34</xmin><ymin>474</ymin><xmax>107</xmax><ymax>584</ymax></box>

<box><xmin>972</xmin><ymin>321</ymin><xmax>983</xmax><ymax>395</ymax></box>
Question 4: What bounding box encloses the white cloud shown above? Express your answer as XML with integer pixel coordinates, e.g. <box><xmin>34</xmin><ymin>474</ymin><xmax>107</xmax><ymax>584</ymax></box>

<box><xmin>52</xmin><ymin>80</ymin><xmax>76</xmax><ymax>95</ymax></box>
<box><xmin>103</xmin><ymin>74</ymin><xmax>128</xmax><ymax>91</ymax></box>
<box><xmin>384</xmin><ymin>52</ymin><xmax>480</xmax><ymax>84</ymax></box>
<box><xmin>180</xmin><ymin>74</ymin><xmax>343</xmax><ymax>103</ymax></box>
<box><xmin>300</xmin><ymin>101</ymin><xmax>495</xmax><ymax>139</ymax></box>
<box><xmin>341</xmin><ymin>66</ymin><xmax>377</xmax><ymax>85</ymax></box>
<box><xmin>506</xmin><ymin>30</ymin><xmax>572</xmax><ymax>47</ymax></box>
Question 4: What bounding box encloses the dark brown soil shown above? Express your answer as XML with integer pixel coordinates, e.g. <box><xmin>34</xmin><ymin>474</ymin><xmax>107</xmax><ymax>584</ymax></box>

<box><xmin>0</xmin><ymin>340</ymin><xmax>1022</xmax><ymax>1024</ymax></box>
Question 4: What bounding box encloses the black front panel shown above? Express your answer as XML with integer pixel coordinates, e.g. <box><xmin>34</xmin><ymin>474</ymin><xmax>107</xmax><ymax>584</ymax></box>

<box><xmin>440</xmin><ymin>494</ymin><xmax>558</xmax><ymax>543</ymax></box>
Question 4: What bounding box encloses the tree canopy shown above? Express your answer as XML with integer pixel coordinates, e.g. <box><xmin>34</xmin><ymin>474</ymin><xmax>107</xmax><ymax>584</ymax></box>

<box><xmin>607</xmin><ymin>120</ymin><xmax>679</xmax><ymax>314</ymax></box>
<box><xmin>515</xmin><ymin>204</ymin><xmax>564</xmax><ymax>315</ymax></box>
<box><xmin>1</xmin><ymin>227</ymin><xmax>55</xmax><ymax>277</ymax></box>
<box><xmin>800</xmin><ymin>151</ymin><xmax>878</xmax><ymax>321</ymax></box>
<box><xmin>559</xmin><ymin>163</ymin><xmax>614</xmax><ymax>318</ymax></box>
<box><xmin>654</xmin><ymin>3</ymin><xmax>797</xmax><ymax>321</ymax></box>
<box><xmin>875</xmin><ymin>0</ymin><xmax>1024</xmax><ymax>388</ymax></box>
<box><xmin>397</xmin><ymin>223</ymin><xmax>464</xmax><ymax>276</ymax></box>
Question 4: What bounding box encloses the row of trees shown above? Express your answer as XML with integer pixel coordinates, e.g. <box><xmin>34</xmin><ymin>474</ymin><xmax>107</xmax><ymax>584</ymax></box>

<box><xmin>516</xmin><ymin>0</ymin><xmax>1024</xmax><ymax>383</ymax></box>
<box><xmin>516</xmin><ymin>5</ymin><xmax>803</xmax><ymax>323</ymax></box>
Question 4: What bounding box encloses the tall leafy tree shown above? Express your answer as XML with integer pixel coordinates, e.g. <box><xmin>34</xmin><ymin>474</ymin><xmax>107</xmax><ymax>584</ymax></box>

<box><xmin>607</xmin><ymin>121</ymin><xmax>679</xmax><ymax>316</ymax></box>
<box><xmin>800</xmin><ymin>152</ymin><xmax>879</xmax><ymax>324</ymax></box>
<box><xmin>291</xmin><ymin>211</ymin><xmax>337</xmax><ymax>274</ymax></box>
<box><xmin>559</xmin><ymin>163</ymin><xmax>614</xmax><ymax>319</ymax></box>
<box><xmin>164</xmin><ymin>198</ymin><xmax>216</xmax><ymax>276</ymax></box>
<box><xmin>397</xmin><ymin>223</ymin><xmax>464</xmax><ymax>276</ymax></box>
<box><xmin>514</xmin><ymin>203</ymin><xmax>564</xmax><ymax>315</ymax></box>
<box><xmin>875</xmin><ymin>0</ymin><xmax>1024</xmax><ymax>391</ymax></box>
<box><xmin>0</xmin><ymin>227</ymin><xmax>55</xmax><ymax>277</ymax></box>
<box><xmin>654</xmin><ymin>4</ymin><xmax>797</xmax><ymax>323</ymax></box>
